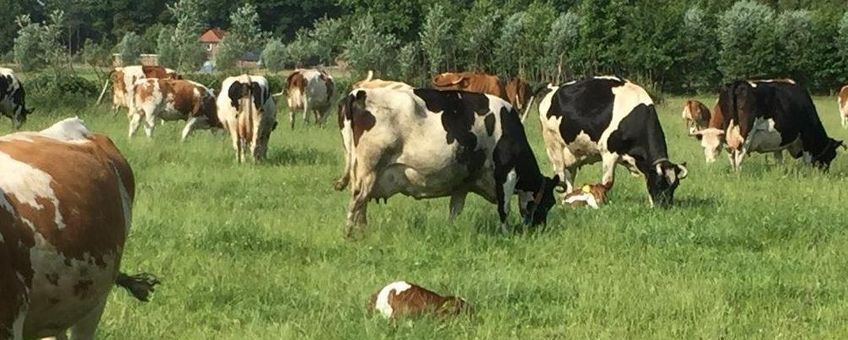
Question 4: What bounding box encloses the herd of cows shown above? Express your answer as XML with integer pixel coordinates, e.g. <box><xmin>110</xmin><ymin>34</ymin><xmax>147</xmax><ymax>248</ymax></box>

<box><xmin>1</xmin><ymin>63</ymin><xmax>848</xmax><ymax>336</ymax></box>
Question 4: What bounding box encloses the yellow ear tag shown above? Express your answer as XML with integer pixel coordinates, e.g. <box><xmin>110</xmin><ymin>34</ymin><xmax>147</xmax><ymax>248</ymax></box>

<box><xmin>581</xmin><ymin>185</ymin><xmax>592</xmax><ymax>193</ymax></box>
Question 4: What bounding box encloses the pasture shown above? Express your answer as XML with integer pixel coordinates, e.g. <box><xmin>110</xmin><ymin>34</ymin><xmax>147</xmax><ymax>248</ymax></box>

<box><xmin>9</xmin><ymin>89</ymin><xmax>848</xmax><ymax>338</ymax></box>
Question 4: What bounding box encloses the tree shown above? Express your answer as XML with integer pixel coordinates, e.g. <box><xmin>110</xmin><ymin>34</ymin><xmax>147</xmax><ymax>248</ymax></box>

<box><xmin>676</xmin><ymin>6</ymin><xmax>719</xmax><ymax>92</ymax></box>
<box><xmin>837</xmin><ymin>11</ymin><xmax>848</xmax><ymax>82</ymax></box>
<box><xmin>343</xmin><ymin>14</ymin><xmax>399</xmax><ymax>75</ymax></box>
<box><xmin>546</xmin><ymin>12</ymin><xmax>580</xmax><ymax>83</ymax></box>
<box><xmin>775</xmin><ymin>10</ymin><xmax>817</xmax><ymax>84</ymax></box>
<box><xmin>216</xmin><ymin>3</ymin><xmax>269</xmax><ymax>71</ymax></box>
<box><xmin>261</xmin><ymin>39</ymin><xmax>287</xmax><ymax>72</ymax></box>
<box><xmin>419</xmin><ymin>3</ymin><xmax>456</xmax><ymax>74</ymax></box>
<box><xmin>459</xmin><ymin>0</ymin><xmax>501</xmax><ymax>72</ymax></box>
<box><xmin>81</xmin><ymin>38</ymin><xmax>111</xmax><ymax>84</ymax></box>
<box><xmin>13</xmin><ymin>10</ymin><xmax>67</xmax><ymax>72</ymax></box>
<box><xmin>117</xmin><ymin>31</ymin><xmax>143</xmax><ymax>66</ymax></box>
<box><xmin>494</xmin><ymin>12</ymin><xmax>527</xmax><ymax>77</ymax></box>
<box><xmin>717</xmin><ymin>1</ymin><xmax>778</xmax><ymax>81</ymax></box>
<box><xmin>157</xmin><ymin>0</ymin><xmax>207</xmax><ymax>72</ymax></box>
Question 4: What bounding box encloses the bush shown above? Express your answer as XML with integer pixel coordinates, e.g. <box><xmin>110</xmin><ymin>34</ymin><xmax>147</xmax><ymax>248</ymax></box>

<box><xmin>459</xmin><ymin>0</ymin><xmax>501</xmax><ymax>72</ymax></box>
<box><xmin>261</xmin><ymin>39</ymin><xmax>287</xmax><ymax>72</ymax></box>
<box><xmin>677</xmin><ymin>6</ymin><xmax>719</xmax><ymax>93</ymax></box>
<box><xmin>419</xmin><ymin>4</ymin><xmax>456</xmax><ymax>74</ymax></box>
<box><xmin>546</xmin><ymin>12</ymin><xmax>580</xmax><ymax>83</ymax></box>
<box><xmin>285</xmin><ymin>17</ymin><xmax>348</xmax><ymax>67</ymax></box>
<box><xmin>27</xmin><ymin>73</ymin><xmax>99</xmax><ymax>97</ymax></box>
<box><xmin>343</xmin><ymin>14</ymin><xmax>399</xmax><ymax>75</ymax></box>
<box><xmin>718</xmin><ymin>1</ymin><xmax>777</xmax><ymax>81</ymax></box>
<box><xmin>116</xmin><ymin>32</ymin><xmax>143</xmax><ymax>66</ymax></box>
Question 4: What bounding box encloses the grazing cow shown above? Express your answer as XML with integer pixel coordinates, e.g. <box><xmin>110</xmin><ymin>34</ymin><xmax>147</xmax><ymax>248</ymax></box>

<box><xmin>131</xmin><ymin>79</ymin><xmax>221</xmax><ymax>140</ymax></box>
<box><xmin>0</xmin><ymin>68</ymin><xmax>32</xmax><ymax>129</ymax></box>
<box><xmin>689</xmin><ymin>103</ymin><xmax>727</xmax><ymax>163</ymax></box>
<box><xmin>352</xmin><ymin>70</ymin><xmax>414</xmax><ymax>91</ymax></box>
<box><xmin>368</xmin><ymin>281</ymin><xmax>469</xmax><ymax>319</ymax></box>
<box><xmin>286</xmin><ymin>68</ymin><xmax>335</xmax><ymax>129</ymax></box>
<box><xmin>695</xmin><ymin>79</ymin><xmax>842</xmax><ymax>171</ymax></box>
<box><xmin>111</xmin><ymin>65</ymin><xmax>180</xmax><ymax>115</ymax></box>
<box><xmin>505</xmin><ymin>77</ymin><xmax>535</xmax><ymax>122</ymax></box>
<box><xmin>335</xmin><ymin>88</ymin><xmax>559</xmax><ymax>236</ymax></box>
<box><xmin>0</xmin><ymin>117</ymin><xmax>157</xmax><ymax>340</ymax></box>
<box><xmin>217</xmin><ymin>75</ymin><xmax>277</xmax><ymax>162</ymax></box>
<box><xmin>432</xmin><ymin>72</ymin><xmax>508</xmax><ymax>100</ymax></box>
<box><xmin>838</xmin><ymin>85</ymin><xmax>848</xmax><ymax>128</ymax></box>
<box><xmin>538</xmin><ymin>76</ymin><xmax>688</xmax><ymax>207</ymax></box>
<box><xmin>681</xmin><ymin>99</ymin><xmax>711</xmax><ymax>134</ymax></box>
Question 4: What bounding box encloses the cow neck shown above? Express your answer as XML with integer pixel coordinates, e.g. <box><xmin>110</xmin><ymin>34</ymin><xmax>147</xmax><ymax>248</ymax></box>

<box><xmin>514</xmin><ymin>150</ymin><xmax>544</xmax><ymax>191</ymax></box>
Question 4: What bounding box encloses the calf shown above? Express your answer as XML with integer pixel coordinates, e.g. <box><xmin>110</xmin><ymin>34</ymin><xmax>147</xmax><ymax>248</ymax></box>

<box><xmin>0</xmin><ymin>68</ymin><xmax>33</xmax><ymax>129</ymax></box>
<box><xmin>111</xmin><ymin>65</ymin><xmax>179</xmax><ymax>116</ymax></box>
<box><xmin>131</xmin><ymin>79</ymin><xmax>221</xmax><ymax>140</ymax></box>
<box><xmin>699</xmin><ymin>80</ymin><xmax>842</xmax><ymax>171</ymax></box>
<box><xmin>352</xmin><ymin>70</ymin><xmax>413</xmax><ymax>91</ymax></box>
<box><xmin>538</xmin><ymin>76</ymin><xmax>688</xmax><ymax>207</ymax></box>
<box><xmin>217</xmin><ymin>75</ymin><xmax>277</xmax><ymax>162</ymax></box>
<box><xmin>286</xmin><ymin>68</ymin><xmax>334</xmax><ymax>129</ymax></box>
<box><xmin>368</xmin><ymin>281</ymin><xmax>469</xmax><ymax>319</ymax></box>
<box><xmin>838</xmin><ymin>85</ymin><xmax>848</xmax><ymax>128</ymax></box>
<box><xmin>335</xmin><ymin>88</ymin><xmax>559</xmax><ymax>236</ymax></box>
<box><xmin>432</xmin><ymin>72</ymin><xmax>508</xmax><ymax>100</ymax></box>
<box><xmin>681</xmin><ymin>99</ymin><xmax>711</xmax><ymax>134</ymax></box>
<box><xmin>0</xmin><ymin>117</ymin><xmax>156</xmax><ymax>340</ymax></box>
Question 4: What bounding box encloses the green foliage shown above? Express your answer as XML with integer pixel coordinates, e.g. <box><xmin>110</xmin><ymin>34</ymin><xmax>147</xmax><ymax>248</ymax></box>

<box><xmin>494</xmin><ymin>12</ymin><xmax>527</xmax><ymax>77</ymax></box>
<box><xmin>546</xmin><ymin>12</ymin><xmax>580</xmax><ymax>83</ymax></box>
<box><xmin>261</xmin><ymin>39</ymin><xmax>287</xmax><ymax>72</ymax></box>
<box><xmin>458</xmin><ymin>0</ymin><xmax>501</xmax><ymax>72</ymax></box>
<box><xmin>117</xmin><ymin>32</ymin><xmax>143</xmax><ymax>66</ymax></box>
<box><xmin>419</xmin><ymin>4</ymin><xmax>457</xmax><ymax>74</ymax></box>
<box><xmin>215</xmin><ymin>37</ymin><xmax>243</xmax><ymax>72</ymax></box>
<box><xmin>26</xmin><ymin>73</ymin><xmax>98</xmax><ymax>108</ymax></box>
<box><xmin>343</xmin><ymin>14</ymin><xmax>399</xmax><ymax>75</ymax></box>
<box><xmin>13</xmin><ymin>11</ymin><xmax>67</xmax><ymax>72</ymax></box>
<box><xmin>718</xmin><ymin>1</ymin><xmax>778</xmax><ymax>81</ymax></box>
<box><xmin>394</xmin><ymin>41</ymin><xmax>426</xmax><ymax>86</ymax></box>
<box><xmin>284</xmin><ymin>16</ymin><xmax>349</xmax><ymax>67</ymax></box>
<box><xmin>158</xmin><ymin>0</ymin><xmax>207</xmax><ymax>72</ymax></box>
<box><xmin>677</xmin><ymin>6</ymin><xmax>719</xmax><ymax>92</ymax></box>
<box><xmin>775</xmin><ymin>10</ymin><xmax>817</xmax><ymax>83</ymax></box>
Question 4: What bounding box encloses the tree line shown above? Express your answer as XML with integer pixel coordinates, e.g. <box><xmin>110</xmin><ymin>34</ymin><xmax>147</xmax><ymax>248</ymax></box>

<box><xmin>6</xmin><ymin>0</ymin><xmax>848</xmax><ymax>94</ymax></box>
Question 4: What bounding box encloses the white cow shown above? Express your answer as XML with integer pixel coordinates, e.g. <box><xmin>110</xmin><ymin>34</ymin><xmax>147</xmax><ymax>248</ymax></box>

<box><xmin>286</xmin><ymin>68</ymin><xmax>334</xmax><ymax>129</ymax></box>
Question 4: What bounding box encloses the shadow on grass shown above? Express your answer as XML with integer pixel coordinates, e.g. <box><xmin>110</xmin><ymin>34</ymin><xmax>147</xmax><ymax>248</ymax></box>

<box><xmin>264</xmin><ymin>145</ymin><xmax>336</xmax><ymax>166</ymax></box>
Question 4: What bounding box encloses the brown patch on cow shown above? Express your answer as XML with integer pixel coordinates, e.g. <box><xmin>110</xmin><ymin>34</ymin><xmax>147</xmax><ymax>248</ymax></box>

<box><xmin>683</xmin><ymin>99</ymin><xmax>711</xmax><ymax>130</ymax></box>
<box><xmin>73</xmin><ymin>279</ymin><xmax>94</xmax><ymax>298</ymax></box>
<box><xmin>141</xmin><ymin>66</ymin><xmax>177</xmax><ymax>79</ymax></box>
<box><xmin>111</xmin><ymin>70</ymin><xmax>126</xmax><ymax>94</ymax></box>
<box><xmin>0</xmin><ymin>134</ymin><xmax>134</xmax><ymax>267</ymax></box>
<box><xmin>838</xmin><ymin>85</ymin><xmax>848</xmax><ymax>117</ymax></box>
<box><xmin>45</xmin><ymin>273</ymin><xmax>59</xmax><ymax>286</ymax></box>
<box><xmin>369</xmin><ymin>282</ymin><xmax>470</xmax><ymax>319</ymax></box>
<box><xmin>564</xmin><ymin>183</ymin><xmax>610</xmax><ymax>208</ymax></box>
<box><xmin>286</xmin><ymin>71</ymin><xmax>306</xmax><ymax>95</ymax></box>
<box><xmin>0</xmin><ymin>203</ymin><xmax>35</xmax><ymax>338</ymax></box>
<box><xmin>505</xmin><ymin>77</ymin><xmax>531</xmax><ymax>111</ymax></box>
<box><xmin>432</xmin><ymin>72</ymin><xmax>508</xmax><ymax>100</ymax></box>
<box><xmin>342</xmin><ymin>92</ymin><xmax>376</xmax><ymax>146</ymax></box>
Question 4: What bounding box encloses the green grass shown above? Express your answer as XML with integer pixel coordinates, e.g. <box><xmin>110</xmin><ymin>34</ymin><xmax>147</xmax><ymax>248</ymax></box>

<box><xmin>9</xmin><ymin>91</ymin><xmax>848</xmax><ymax>339</ymax></box>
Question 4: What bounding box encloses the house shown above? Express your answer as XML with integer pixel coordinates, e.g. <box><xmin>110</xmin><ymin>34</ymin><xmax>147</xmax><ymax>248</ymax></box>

<box><xmin>199</xmin><ymin>28</ymin><xmax>226</xmax><ymax>60</ymax></box>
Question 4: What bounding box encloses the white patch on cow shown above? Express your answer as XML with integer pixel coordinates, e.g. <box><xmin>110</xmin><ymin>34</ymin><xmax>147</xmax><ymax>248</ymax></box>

<box><xmin>564</xmin><ymin>192</ymin><xmax>599</xmax><ymax>209</ymax></box>
<box><xmin>502</xmin><ymin>169</ymin><xmax>518</xmax><ymax>214</ymax></box>
<box><xmin>11</xmin><ymin>303</ymin><xmax>26</xmax><ymax>340</ymax></box>
<box><xmin>747</xmin><ymin>81</ymin><xmax>758</xmax><ymax>88</ymax></box>
<box><xmin>595</xmin><ymin>75</ymin><xmax>623</xmax><ymax>82</ymax></box>
<box><xmin>537</xmin><ymin>86</ymin><xmax>559</xmax><ymax>120</ymax></box>
<box><xmin>38</xmin><ymin>117</ymin><xmax>91</xmax><ymax>142</ymax></box>
<box><xmin>375</xmin><ymin>281</ymin><xmax>412</xmax><ymax>318</ymax></box>
<box><xmin>0</xmin><ymin>152</ymin><xmax>65</xmax><ymax>230</ymax></box>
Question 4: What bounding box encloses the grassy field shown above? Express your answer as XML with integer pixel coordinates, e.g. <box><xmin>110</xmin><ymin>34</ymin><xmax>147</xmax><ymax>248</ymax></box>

<box><xmin>8</xmin><ymin>90</ymin><xmax>848</xmax><ymax>339</ymax></box>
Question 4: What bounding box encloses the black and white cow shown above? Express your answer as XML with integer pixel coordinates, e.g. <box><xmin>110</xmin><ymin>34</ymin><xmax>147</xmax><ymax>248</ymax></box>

<box><xmin>700</xmin><ymin>79</ymin><xmax>842</xmax><ymax>171</ymax></box>
<box><xmin>538</xmin><ymin>76</ymin><xmax>688</xmax><ymax>207</ymax></box>
<box><xmin>216</xmin><ymin>75</ymin><xmax>277</xmax><ymax>162</ymax></box>
<box><xmin>334</xmin><ymin>88</ymin><xmax>559</xmax><ymax>237</ymax></box>
<box><xmin>0</xmin><ymin>68</ymin><xmax>33</xmax><ymax>129</ymax></box>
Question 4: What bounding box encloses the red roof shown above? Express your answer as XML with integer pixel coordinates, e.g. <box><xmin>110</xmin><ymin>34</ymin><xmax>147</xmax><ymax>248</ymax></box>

<box><xmin>199</xmin><ymin>28</ymin><xmax>226</xmax><ymax>43</ymax></box>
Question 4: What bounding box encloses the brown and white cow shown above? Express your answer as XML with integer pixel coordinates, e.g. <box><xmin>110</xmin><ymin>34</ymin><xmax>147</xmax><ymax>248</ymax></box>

<box><xmin>111</xmin><ymin>65</ymin><xmax>180</xmax><ymax>115</ymax></box>
<box><xmin>286</xmin><ymin>69</ymin><xmax>334</xmax><ymax>129</ymax></box>
<box><xmin>0</xmin><ymin>117</ymin><xmax>157</xmax><ymax>340</ymax></box>
<box><xmin>681</xmin><ymin>99</ymin><xmax>711</xmax><ymax>134</ymax></box>
<box><xmin>368</xmin><ymin>281</ymin><xmax>469</xmax><ymax>319</ymax></box>
<box><xmin>838</xmin><ymin>84</ymin><xmax>848</xmax><ymax>128</ymax></box>
<box><xmin>131</xmin><ymin>79</ymin><xmax>221</xmax><ymax>141</ymax></box>
<box><xmin>0</xmin><ymin>68</ymin><xmax>33</xmax><ymax>130</ymax></box>
<box><xmin>217</xmin><ymin>75</ymin><xmax>277</xmax><ymax>162</ymax></box>
<box><xmin>505</xmin><ymin>77</ymin><xmax>535</xmax><ymax>122</ymax></box>
<box><xmin>431</xmin><ymin>72</ymin><xmax>508</xmax><ymax>100</ymax></box>
<box><xmin>352</xmin><ymin>70</ymin><xmax>413</xmax><ymax>91</ymax></box>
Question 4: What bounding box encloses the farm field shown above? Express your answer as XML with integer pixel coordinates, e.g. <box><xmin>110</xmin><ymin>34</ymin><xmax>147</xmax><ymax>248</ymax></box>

<box><xmin>8</xmin><ymin>92</ymin><xmax>848</xmax><ymax>339</ymax></box>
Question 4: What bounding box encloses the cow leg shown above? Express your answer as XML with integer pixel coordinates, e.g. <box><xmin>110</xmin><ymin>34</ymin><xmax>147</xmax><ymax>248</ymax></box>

<box><xmin>128</xmin><ymin>114</ymin><xmax>142</xmax><ymax>138</ymax></box>
<box><xmin>449</xmin><ymin>192</ymin><xmax>467</xmax><ymax>221</ymax></box>
<box><xmin>67</xmin><ymin>297</ymin><xmax>107</xmax><ymax>340</ymax></box>
<box><xmin>346</xmin><ymin>172</ymin><xmax>375</xmax><ymax>238</ymax></box>
<box><xmin>495</xmin><ymin>169</ymin><xmax>518</xmax><ymax>234</ymax></box>
<box><xmin>601</xmin><ymin>153</ymin><xmax>619</xmax><ymax>189</ymax></box>
<box><xmin>772</xmin><ymin>150</ymin><xmax>784</xmax><ymax>163</ymax></box>
<box><xmin>181</xmin><ymin>117</ymin><xmax>200</xmax><ymax>142</ymax></box>
<box><xmin>143</xmin><ymin>112</ymin><xmax>157</xmax><ymax>138</ymax></box>
<box><xmin>843</xmin><ymin>114</ymin><xmax>848</xmax><ymax>129</ymax></box>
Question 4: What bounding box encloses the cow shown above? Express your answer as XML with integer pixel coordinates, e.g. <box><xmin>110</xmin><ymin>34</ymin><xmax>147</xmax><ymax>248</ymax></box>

<box><xmin>111</xmin><ymin>65</ymin><xmax>180</xmax><ymax>116</ymax></box>
<box><xmin>681</xmin><ymin>99</ymin><xmax>711</xmax><ymax>134</ymax></box>
<box><xmin>217</xmin><ymin>75</ymin><xmax>277</xmax><ymax>163</ymax></box>
<box><xmin>0</xmin><ymin>117</ymin><xmax>157</xmax><ymax>340</ymax></box>
<box><xmin>694</xmin><ymin>79</ymin><xmax>842</xmax><ymax>171</ymax></box>
<box><xmin>538</xmin><ymin>76</ymin><xmax>688</xmax><ymax>207</ymax></box>
<box><xmin>838</xmin><ymin>84</ymin><xmax>848</xmax><ymax>128</ymax></box>
<box><xmin>334</xmin><ymin>88</ymin><xmax>560</xmax><ymax>237</ymax></box>
<box><xmin>131</xmin><ymin>79</ymin><xmax>221</xmax><ymax>141</ymax></box>
<box><xmin>368</xmin><ymin>281</ymin><xmax>469</xmax><ymax>319</ymax></box>
<box><xmin>689</xmin><ymin>103</ymin><xmax>727</xmax><ymax>163</ymax></box>
<box><xmin>285</xmin><ymin>68</ymin><xmax>334</xmax><ymax>129</ymax></box>
<box><xmin>352</xmin><ymin>70</ymin><xmax>413</xmax><ymax>91</ymax></box>
<box><xmin>505</xmin><ymin>77</ymin><xmax>535</xmax><ymax>122</ymax></box>
<box><xmin>0</xmin><ymin>68</ymin><xmax>33</xmax><ymax>130</ymax></box>
<box><xmin>431</xmin><ymin>72</ymin><xmax>508</xmax><ymax>100</ymax></box>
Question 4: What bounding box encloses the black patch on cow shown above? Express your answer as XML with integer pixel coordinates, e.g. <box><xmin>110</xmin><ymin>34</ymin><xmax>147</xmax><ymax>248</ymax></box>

<box><xmin>228</xmin><ymin>80</ymin><xmax>267</xmax><ymax>111</ymax></box>
<box><xmin>547</xmin><ymin>78</ymin><xmax>620</xmax><ymax>143</ymax></box>
<box><xmin>484</xmin><ymin>114</ymin><xmax>495</xmax><ymax>136</ymax></box>
<box><xmin>45</xmin><ymin>272</ymin><xmax>59</xmax><ymax>286</ymax></box>
<box><xmin>0</xmin><ymin>75</ymin><xmax>10</xmax><ymax>101</ymax></box>
<box><xmin>339</xmin><ymin>91</ymin><xmax>376</xmax><ymax>146</ymax></box>
<box><xmin>413</xmin><ymin>89</ymin><xmax>491</xmax><ymax>176</ymax></box>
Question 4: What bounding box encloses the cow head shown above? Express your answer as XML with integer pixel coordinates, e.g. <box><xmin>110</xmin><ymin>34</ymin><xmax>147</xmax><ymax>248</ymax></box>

<box><xmin>690</xmin><ymin>128</ymin><xmax>724</xmax><ymax>163</ymax></box>
<box><xmin>812</xmin><ymin>138</ymin><xmax>844</xmax><ymax>169</ymax></box>
<box><xmin>519</xmin><ymin>175</ymin><xmax>560</xmax><ymax>225</ymax></box>
<box><xmin>646</xmin><ymin>160</ymin><xmax>687</xmax><ymax>207</ymax></box>
<box><xmin>432</xmin><ymin>73</ymin><xmax>467</xmax><ymax>89</ymax></box>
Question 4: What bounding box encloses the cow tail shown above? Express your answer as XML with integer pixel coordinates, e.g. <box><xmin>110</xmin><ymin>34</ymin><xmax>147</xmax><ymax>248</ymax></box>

<box><xmin>115</xmin><ymin>272</ymin><xmax>160</xmax><ymax>302</ymax></box>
